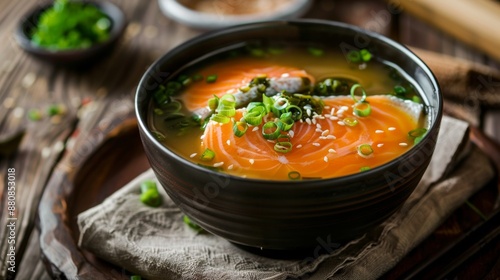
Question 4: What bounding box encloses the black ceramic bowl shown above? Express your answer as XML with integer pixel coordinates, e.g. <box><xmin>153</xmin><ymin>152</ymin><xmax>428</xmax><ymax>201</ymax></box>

<box><xmin>14</xmin><ymin>1</ymin><xmax>126</xmax><ymax>65</ymax></box>
<box><xmin>135</xmin><ymin>20</ymin><xmax>442</xmax><ymax>251</ymax></box>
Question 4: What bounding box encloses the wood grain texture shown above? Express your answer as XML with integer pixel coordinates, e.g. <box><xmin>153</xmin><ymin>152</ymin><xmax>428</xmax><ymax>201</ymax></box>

<box><xmin>395</xmin><ymin>0</ymin><xmax>500</xmax><ymax>61</ymax></box>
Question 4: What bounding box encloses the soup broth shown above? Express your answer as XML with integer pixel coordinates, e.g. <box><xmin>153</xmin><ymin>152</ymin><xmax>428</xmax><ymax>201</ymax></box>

<box><xmin>148</xmin><ymin>44</ymin><xmax>427</xmax><ymax>180</ymax></box>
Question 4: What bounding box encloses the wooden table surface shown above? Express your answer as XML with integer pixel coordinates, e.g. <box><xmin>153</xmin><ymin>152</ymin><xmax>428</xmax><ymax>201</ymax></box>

<box><xmin>0</xmin><ymin>0</ymin><xmax>499</xmax><ymax>279</ymax></box>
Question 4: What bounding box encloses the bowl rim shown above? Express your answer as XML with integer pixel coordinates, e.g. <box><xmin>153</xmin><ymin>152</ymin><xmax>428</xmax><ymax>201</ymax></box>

<box><xmin>14</xmin><ymin>0</ymin><xmax>126</xmax><ymax>56</ymax></box>
<box><xmin>135</xmin><ymin>19</ymin><xmax>443</xmax><ymax>185</ymax></box>
<box><xmin>158</xmin><ymin>0</ymin><xmax>313</xmax><ymax>30</ymax></box>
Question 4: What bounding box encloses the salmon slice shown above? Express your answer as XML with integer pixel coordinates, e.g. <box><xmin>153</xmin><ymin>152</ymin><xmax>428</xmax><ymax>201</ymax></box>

<box><xmin>181</xmin><ymin>57</ymin><xmax>315</xmax><ymax>112</ymax></box>
<box><xmin>197</xmin><ymin>95</ymin><xmax>422</xmax><ymax>180</ymax></box>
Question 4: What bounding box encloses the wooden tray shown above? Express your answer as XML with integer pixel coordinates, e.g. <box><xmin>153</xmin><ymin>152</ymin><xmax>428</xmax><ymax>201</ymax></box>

<box><xmin>37</xmin><ymin>114</ymin><xmax>500</xmax><ymax>279</ymax></box>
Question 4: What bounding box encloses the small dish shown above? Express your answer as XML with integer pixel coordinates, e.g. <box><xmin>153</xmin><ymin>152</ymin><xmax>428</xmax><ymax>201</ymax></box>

<box><xmin>14</xmin><ymin>1</ymin><xmax>126</xmax><ymax>65</ymax></box>
<box><xmin>158</xmin><ymin>0</ymin><xmax>313</xmax><ymax>30</ymax></box>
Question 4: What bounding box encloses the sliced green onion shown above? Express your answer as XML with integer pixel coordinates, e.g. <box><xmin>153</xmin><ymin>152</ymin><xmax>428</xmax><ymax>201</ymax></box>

<box><xmin>357</xmin><ymin>144</ymin><xmax>374</xmax><ymax>158</ymax></box>
<box><xmin>268</xmin><ymin>46</ymin><xmax>284</xmax><ymax>55</ymax></box>
<box><xmin>414</xmin><ymin>136</ymin><xmax>424</xmax><ymax>145</ymax></box>
<box><xmin>350</xmin><ymin>84</ymin><xmax>367</xmax><ymax>103</ymax></box>
<box><xmin>274</xmin><ymin>97</ymin><xmax>289</xmax><ymax>110</ymax></box>
<box><xmin>206</xmin><ymin>74</ymin><xmax>218</xmax><ymax>83</ymax></box>
<box><xmin>216</xmin><ymin>107</ymin><xmax>236</xmax><ymax>117</ymax></box>
<box><xmin>200</xmin><ymin>148</ymin><xmax>215</xmax><ymax>161</ymax></box>
<box><xmin>408</xmin><ymin>128</ymin><xmax>427</xmax><ymax>138</ymax></box>
<box><xmin>192</xmin><ymin>74</ymin><xmax>203</xmax><ymax>81</ymax></box>
<box><xmin>208</xmin><ymin>96</ymin><xmax>219</xmax><ymax>111</ymax></box>
<box><xmin>243</xmin><ymin>112</ymin><xmax>263</xmax><ymax>126</ymax></box>
<box><xmin>262</xmin><ymin>121</ymin><xmax>281</xmax><ymax>140</ymax></box>
<box><xmin>394</xmin><ymin>85</ymin><xmax>406</xmax><ymax>96</ymax></box>
<box><xmin>140</xmin><ymin>180</ymin><xmax>161</xmax><ymax>207</ymax></box>
<box><xmin>308</xmin><ymin>47</ymin><xmax>324</xmax><ymax>57</ymax></box>
<box><xmin>210</xmin><ymin>114</ymin><xmax>230</xmax><ymax>124</ymax></box>
<box><xmin>277</xmin><ymin>116</ymin><xmax>294</xmax><ymax>131</ymax></box>
<box><xmin>262</xmin><ymin>94</ymin><xmax>274</xmax><ymax>113</ymax></box>
<box><xmin>277</xmin><ymin>134</ymin><xmax>291</xmax><ymax>143</ymax></box>
<box><xmin>161</xmin><ymin>100</ymin><xmax>182</xmax><ymax>113</ymax></box>
<box><xmin>288</xmin><ymin>171</ymin><xmax>301</xmax><ymax>180</ymax></box>
<box><xmin>151</xmin><ymin>130</ymin><xmax>166</xmax><ymax>141</ymax></box>
<box><xmin>257</xmin><ymin>84</ymin><xmax>267</xmax><ymax>93</ymax></box>
<box><xmin>347</xmin><ymin>50</ymin><xmax>361</xmax><ymax>63</ymax></box>
<box><xmin>412</xmin><ymin>95</ymin><xmax>422</xmax><ymax>104</ymax></box>
<box><xmin>360</xmin><ymin>49</ymin><xmax>372</xmax><ymax>62</ymax></box>
<box><xmin>239</xmin><ymin>85</ymin><xmax>250</xmax><ymax>92</ymax></box>
<box><xmin>233</xmin><ymin>121</ymin><xmax>248</xmax><ymax>137</ymax></box>
<box><xmin>354</xmin><ymin>102</ymin><xmax>372</xmax><ymax>117</ymax></box>
<box><xmin>274</xmin><ymin>141</ymin><xmax>292</xmax><ymax>153</ymax></box>
<box><xmin>130</xmin><ymin>275</ymin><xmax>142</xmax><ymax>280</ymax></box>
<box><xmin>286</xmin><ymin>105</ymin><xmax>303</xmax><ymax>121</ymax></box>
<box><xmin>166</xmin><ymin>81</ymin><xmax>182</xmax><ymax>91</ymax></box>
<box><xmin>183</xmin><ymin>215</ymin><xmax>204</xmax><ymax>232</ymax></box>
<box><xmin>360</xmin><ymin>166</ymin><xmax>371</xmax><ymax>172</ymax></box>
<box><xmin>220</xmin><ymin>94</ymin><xmax>236</xmax><ymax>107</ymax></box>
<box><xmin>247</xmin><ymin>102</ymin><xmax>266</xmax><ymax>113</ymax></box>
<box><xmin>154</xmin><ymin>108</ymin><xmax>164</xmax><ymax>115</ymax></box>
<box><xmin>343</xmin><ymin>117</ymin><xmax>359</xmax><ymax>127</ymax></box>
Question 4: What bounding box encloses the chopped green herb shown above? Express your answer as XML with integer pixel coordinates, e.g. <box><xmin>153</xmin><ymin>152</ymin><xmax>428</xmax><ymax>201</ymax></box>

<box><xmin>139</xmin><ymin>180</ymin><xmax>161</xmax><ymax>207</ymax></box>
<box><xmin>206</xmin><ymin>74</ymin><xmax>218</xmax><ymax>83</ymax></box>
<box><xmin>183</xmin><ymin>215</ymin><xmax>204</xmax><ymax>232</ymax></box>
<box><xmin>130</xmin><ymin>275</ymin><xmax>142</xmax><ymax>280</ymax></box>
<box><xmin>262</xmin><ymin>121</ymin><xmax>281</xmax><ymax>140</ymax></box>
<box><xmin>154</xmin><ymin>108</ymin><xmax>164</xmax><ymax>115</ymax></box>
<box><xmin>412</xmin><ymin>95</ymin><xmax>422</xmax><ymax>104</ymax></box>
<box><xmin>47</xmin><ymin>104</ymin><xmax>65</xmax><ymax>116</ymax></box>
<box><xmin>360</xmin><ymin>166</ymin><xmax>371</xmax><ymax>172</ymax></box>
<box><xmin>394</xmin><ymin>85</ymin><xmax>407</xmax><ymax>96</ymax></box>
<box><xmin>151</xmin><ymin>130</ymin><xmax>166</xmax><ymax>141</ymax></box>
<box><xmin>357</xmin><ymin>144</ymin><xmax>374</xmax><ymax>158</ymax></box>
<box><xmin>307</xmin><ymin>47</ymin><xmax>324</xmax><ymax>57</ymax></box>
<box><xmin>347</xmin><ymin>50</ymin><xmax>361</xmax><ymax>63</ymax></box>
<box><xmin>200</xmin><ymin>148</ymin><xmax>215</xmax><ymax>161</ymax></box>
<box><xmin>31</xmin><ymin>0</ymin><xmax>111</xmax><ymax>50</ymax></box>
<box><xmin>360</xmin><ymin>49</ymin><xmax>372</xmax><ymax>62</ymax></box>
<box><xmin>233</xmin><ymin>121</ymin><xmax>248</xmax><ymax>137</ymax></box>
<box><xmin>408</xmin><ymin>128</ymin><xmax>427</xmax><ymax>139</ymax></box>
<box><xmin>192</xmin><ymin>74</ymin><xmax>203</xmax><ymax>81</ymax></box>
<box><xmin>288</xmin><ymin>171</ymin><xmax>301</xmax><ymax>180</ymax></box>
<box><xmin>28</xmin><ymin>109</ymin><xmax>43</xmax><ymax>121</ymax></box>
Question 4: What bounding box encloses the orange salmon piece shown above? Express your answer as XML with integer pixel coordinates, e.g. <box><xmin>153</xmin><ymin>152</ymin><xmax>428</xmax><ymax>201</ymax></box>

<box><xmin>181</xmin><ymin>57</ymin><xmax>314</xmax><ymax>111</ymax></box>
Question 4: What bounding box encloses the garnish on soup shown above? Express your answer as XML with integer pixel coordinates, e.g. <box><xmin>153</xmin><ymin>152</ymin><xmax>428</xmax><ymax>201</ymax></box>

<box><xmin>148</xmin><ymin>44</ymin><xmax>427</xmax><ymax>180</ymax></box>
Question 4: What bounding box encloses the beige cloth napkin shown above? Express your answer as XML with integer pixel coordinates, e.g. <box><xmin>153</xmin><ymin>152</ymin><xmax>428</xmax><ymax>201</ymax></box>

<box><xmin>77</xmin><ymin>116</ymin><xmax>494</xmax><ymax>280</ymax></box>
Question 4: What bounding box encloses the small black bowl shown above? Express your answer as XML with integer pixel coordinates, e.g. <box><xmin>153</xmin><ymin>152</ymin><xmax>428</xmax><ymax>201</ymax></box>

<box><xmin>14</xmin><ymin>1</ymin><xmax>126</xmax><ymax>65</ymax></box>
<box><xmin>136</xmin><ymin>20</ymin><xmax>442</xmax><ymax>251</ymax></box>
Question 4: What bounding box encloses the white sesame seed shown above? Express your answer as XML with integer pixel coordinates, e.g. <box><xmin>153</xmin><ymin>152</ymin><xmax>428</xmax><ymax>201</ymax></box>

<box><xmin>281</xmin><ymin>73</ymin><xmax>290</xmax><ymax>78</ymax></box>
<box><xmin>249</xmin><ymin>159</ymin><xmax>255</xmax><ymax>164</ymax></box>
<box><xmin>388</xmin><ymin>127</ymin><xmax>396</xmax><ymax>131</ymax></box>
<box><xmin>330</xmin><ymin>108</ymin><xmax>335</xmax><ymax>115</ymax></box>
<box><xmin>226</xmin><ymin>140</ymin><xmax>231</xmax><ymax>145</ymax></box>
<box><xmin>252</xmin><ymin>126</ymin><xmax>259</xmax><ymax>132</ymax></box>
<box><xmin>328</xmin><ymin>148</ymin><xmax>337</xmax><ymax>153</ymax></box>
<box><xmin>341</xmin><ymin>106</ymin><xmax>349</xmax><ymax>111</ymax></box>
<box><xmin>213</xmin><ymin>162</ymin><xmax>224</xmax><ymax>167</ymax></box>
<box><xmin>307</xmin><ymin>108</ymin><xmax>311</xmax><ymax>116</ymax></box>
<box><xmin>316</xmin><ymin>123</ymin><xmax>322</xmax><ymax>129</ymax></box>
<box><xmin>299</xmin><ymin>119</ymin><xmax>304</xmax><ymax>123</ymax></box>
<box><xmin>296</xmin><ymin>144</ymin><xmax>303</xmax><ymax>148</ymax></box>
<box><xmin>267</xmin><ymin>140</ymin><xmax>275</xmax><ymax>143</ymax></box>
<box><xmin>316</xmin><ymin>128</ymin><xmax>323</xmax><ymax>133</ymax></box>
<box><xmin>312</xmin><ymin>118</ymin><xmax>317</xmax><ymax>125</ymax></box>
<box><xmin>377</xmin><ymin>143</ymin><xmax>384</xmax><ymax>148</ymax></box>
<box><xmin>200</xmin><ymin>135</ymin><xmax>205</xmax><ymax>139</ymax></box>
<box><xmin>324</xmin><ymin>106</ymin><xmax>330</xmax><ymax>109</ymax></box>
<box><xmin>375</xmin><ymin>130</ymin><xmax>384</xmax><ymax>134</ymax></box>
<box><xmin>289</xmin><ymin>130</ymin><xmax>294</xmax><ymax>138</ymax></box>
<box><xmin>326</xmin><ymin>135</ymin><xmax>336</xmax><ymax>140</ymax></box>
<box><xmin>337</xmin><ymin>121</ymin><xmax>345</xmax><ymax>126</ymax></box>
<box><xmin>329</xmin><ymin>116</ymin><xmax>339</xmax><ymax>121</ymax></box>
<box><xmin>318</xmin><ymin>115</ymin><xmax>326</xmax><ymax>120</ymax></box>
<box><xmin>312</xmin><ymin>142</ymin><xmax>320</xmax><ymax>147</ymax></box>
<box><xmin>190</xmin><ymin>153</ymin><xmax>197</xmax><ymax>158</ymax></box>
<box><xmin>399</xmin><ymin>142</ymin><xmax>408</xmax><ymax>147</ymax></box>
<box><xmin>306</xmin><ymin>118</ymin><xmax>312</xmax><ymax>125</ymax></box>
<box><xmin>324</xmin><ymin>156</ymin><xmax>328</xmax><ymax>162</ymax></box>
<box><xmin>228</xmin><ymin>164</ymin><xmax>234</xmax><ymax>170</ymax></box>
<box><xmin>319</xmin><ymin>136</ymin><xmax>327</xmax><ymax>140</ymax></box>
<box><xmin>322</xmin><ymin>130</ymin><xmax>330</xmax><ymax>136</ymax></box>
